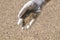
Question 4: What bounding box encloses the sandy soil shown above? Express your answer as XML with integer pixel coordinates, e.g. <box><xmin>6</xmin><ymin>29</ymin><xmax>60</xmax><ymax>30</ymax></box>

<box><xmin>0</xmin><ymin>0</ymin><xmax>60</xmax><ymax>40</ymax></box>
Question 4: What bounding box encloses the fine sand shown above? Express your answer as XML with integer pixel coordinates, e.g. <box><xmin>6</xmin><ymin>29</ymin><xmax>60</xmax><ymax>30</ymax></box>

<box><xmin>0</xmin><ymin>0</ymin><xmax>60</xmax><ymax>40</ymax></box>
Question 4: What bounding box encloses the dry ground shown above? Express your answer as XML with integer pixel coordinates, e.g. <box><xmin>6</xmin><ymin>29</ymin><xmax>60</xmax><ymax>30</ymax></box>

<box><xmin>0</xmin><ymin>0</ymin><xmax>60</xmax><ymax>40</ymax></box>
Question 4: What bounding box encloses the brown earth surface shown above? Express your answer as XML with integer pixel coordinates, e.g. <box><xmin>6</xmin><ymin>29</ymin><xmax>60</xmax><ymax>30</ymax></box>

<box><xmin>0</xmin><ymin>0</ymin><xmax>60</xmax><ymax>40</ymax></box>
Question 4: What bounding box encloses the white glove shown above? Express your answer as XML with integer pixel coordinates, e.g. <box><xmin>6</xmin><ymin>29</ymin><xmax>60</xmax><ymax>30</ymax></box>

<box><xmin>17</xmin><ymin>0</ymin><xmax>45</xmax><ymax>29</ymax></box>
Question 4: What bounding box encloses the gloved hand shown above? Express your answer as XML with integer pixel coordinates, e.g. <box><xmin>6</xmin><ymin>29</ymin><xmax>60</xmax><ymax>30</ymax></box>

<box><xmin>17</xmin><ymin>0</ymin><xmax>46</xmax><ymax>29</ymax></box>
<box><xmin>17</xmin><ymin>1</ymin><xmax>37</xmax><ymax>29</ymax></box>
